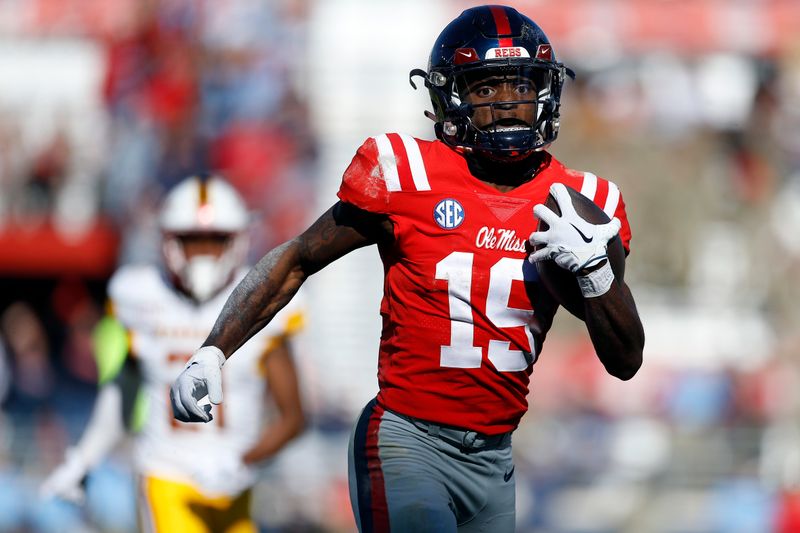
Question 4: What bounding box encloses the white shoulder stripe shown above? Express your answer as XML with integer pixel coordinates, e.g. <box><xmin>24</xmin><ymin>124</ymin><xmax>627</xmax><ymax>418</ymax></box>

<box><xmin>604</xmin><ymin>181</ymin><xmax>620</xmax><ymax>217</ymax></box>
<box><xmin>373</xmin><ymin>134</ymin><xmax>401</xmax><ymax>191</ymax></box>
<box><xmin>398</xmin><ymin>133</ymin><xmax>430</xmax><ymax>191</ymax></box>
<box><xmin>580</xmin><ymin>172</ymin><xmax>598</xmax><ymax>200</ymax></box>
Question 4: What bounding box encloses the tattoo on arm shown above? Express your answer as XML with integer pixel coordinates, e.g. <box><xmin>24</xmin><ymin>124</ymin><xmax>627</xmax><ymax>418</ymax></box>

<box><xmin>205</xmin><ymin>241</ymin><xmax>302</xmax><ymax>355</ymax></box>
<box><xmin>203</xmin><ymin>202</ymin><xmax>389</xmax><ymax>357</ymax></box>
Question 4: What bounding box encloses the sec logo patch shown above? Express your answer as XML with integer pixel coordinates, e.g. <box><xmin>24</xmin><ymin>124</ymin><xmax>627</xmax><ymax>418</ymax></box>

<box><xmin>434</xmin><ymin>198</ymin><xmax>464</xmax><ymax>229</ymax></box>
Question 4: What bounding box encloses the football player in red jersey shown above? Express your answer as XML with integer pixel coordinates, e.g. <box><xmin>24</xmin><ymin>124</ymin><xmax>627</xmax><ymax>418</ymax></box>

<box><xmin>171</xmin><ymin>5</ymin><xmax>644</xmax><ymax>532</ymax></box>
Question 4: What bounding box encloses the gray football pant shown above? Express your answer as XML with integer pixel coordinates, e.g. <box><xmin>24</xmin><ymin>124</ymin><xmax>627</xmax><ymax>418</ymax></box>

<box><xmin>348</xmin><ymin>399</ymin><xmax>516</xmax><ymax>533</ymax></box>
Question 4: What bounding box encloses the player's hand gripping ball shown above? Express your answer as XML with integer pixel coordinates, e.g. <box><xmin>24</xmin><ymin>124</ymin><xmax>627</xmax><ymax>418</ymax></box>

<box><xmin>529</xmin><ymin>184</ymin><xmax>625</xmax><ymax>319</ymax></box>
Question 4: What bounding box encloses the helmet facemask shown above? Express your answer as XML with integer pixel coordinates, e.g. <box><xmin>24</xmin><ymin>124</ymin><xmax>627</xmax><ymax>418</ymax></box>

<box><xmin>158</xmin><ymin>174</ymin><xmax>251</xmax><ymax>303</ymax></box>
<box><xmin>456</xmin><ymin>64</ymin><xmax>560</xmax><ymax>158</ymax></box>
<box><xmin>162</xmin><ymin>232</ymin><xmax>248</xmax><ymax>303</ymax></box>
<box><xmin>422</xmin><ymin>61</ymin><xmax>569</xmax><ymax>160</ymax></box>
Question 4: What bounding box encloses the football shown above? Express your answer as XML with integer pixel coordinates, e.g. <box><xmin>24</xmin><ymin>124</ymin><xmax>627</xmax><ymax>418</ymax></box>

<box><xmin>533</xmin><ymin>185</ymin><xmax>625</xmax><ymax>319</ymax></box>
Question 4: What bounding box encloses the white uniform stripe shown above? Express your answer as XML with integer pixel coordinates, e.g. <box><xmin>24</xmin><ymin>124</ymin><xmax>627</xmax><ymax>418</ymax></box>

<box><xmin>580</xmin><ymin>172</ymin><xmax>598</xmax><ymax>200</ymax></box>
<box><xmin>399</xmin><ymin>133</ymin><xmax>431</xmax><ymax>191</ymax></box>
<box><xmin>604</xmin><ymin>181</ymin><xmax>620</xmax><ymax>217</ymax></box>
<box><xmin>373</xmin><ymin>134</ymin><xmax>401</xmax><ymax>191</ymax></box>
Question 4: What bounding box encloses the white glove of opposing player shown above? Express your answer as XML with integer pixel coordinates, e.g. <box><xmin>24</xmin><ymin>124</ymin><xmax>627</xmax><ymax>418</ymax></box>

<box><xmin>528</xmin><ymin>183</ymin><xmax>621</xmax><ymax>273</ymax></box>
<box><xmin>39</xmin><ymin>448</ymin><xmax>88</xmax><ymax>504</ymax></box>
<box><xmin>170</xmin><ymin>346</ymin><xmax>225</xmax><ymax>423</ymax></box>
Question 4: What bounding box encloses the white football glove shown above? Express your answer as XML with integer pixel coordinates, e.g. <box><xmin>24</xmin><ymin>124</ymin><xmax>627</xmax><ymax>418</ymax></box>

<box><xmin>191</xmin><ymin>450</ymin><xmax>255</xmax><ymax>498</ymax></box>
<box><xmin>170</xmin><ymin>346</ymin><xmax>225</xmax><ymax>423</ymax></box>
<box><xmin>529</xmin><ymin>183</ymin><xmax>621</xmax><ymax>297</ymax></box>
<box><xmin>39</xmin><ymin>448</ymin><xmax>88</xmax><ymax>504</ymax></box>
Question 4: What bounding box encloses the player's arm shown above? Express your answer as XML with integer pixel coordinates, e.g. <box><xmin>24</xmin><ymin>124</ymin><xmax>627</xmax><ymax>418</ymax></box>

<box><xmin>40</xmin><ymin>318</ymin><xmax>142</xmax><ymax>502</ymax></box>
<box><xmin>579</xmin><ymin>274</ymin><xmax>643</xmax><ymax>380</ymax></box>
<box><xmin>242</xmin><ymin>339</ymin><xmax>305</xmax><ymax>465</ymax></box>
<box><xmin>206</xmin><ymin>201</ymin><xmax>390</xmax><ymax>357</ymax></box>
<box><xmin>172</xmin><ymin>201</ymin><xmax>392</xmax><ymax>423</ymax></box>
<box><xmin>529</xmin><ymin>183</ymin><xmax>644</xmax><ymax>380</ymax></box>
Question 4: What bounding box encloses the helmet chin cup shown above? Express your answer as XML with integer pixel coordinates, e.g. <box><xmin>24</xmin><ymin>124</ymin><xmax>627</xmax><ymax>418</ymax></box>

<box><xmin>183</xmin><ymin>255</ymin><xmax>223</xmax><ymax>302</ymax></box>
<box><xmin>471</xmin><ymin>128</ymin><xmax>537</xmax><ymax>161</ymax></box>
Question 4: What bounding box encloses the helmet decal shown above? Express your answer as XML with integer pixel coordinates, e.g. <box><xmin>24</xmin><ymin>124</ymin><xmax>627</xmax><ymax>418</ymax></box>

<box><xmin>485</xmin><ymin>47</ymin><xmax>530</xmax><ymax>59</ymax></box>
<box><xmin>197</xmin><ymin>174</ymin><xmax>209</xmax><ymax>206</ymax></box>
<box><xmin>454</xmin><ymin>48</ymin><xmax>479</xmax><ymax>65</ymax></box>
<box><xmin>535</xmin><ymin>44</ymin><xmax>553</xmax><ymax>60</ymax></box>
<box><xmin>488</xmin><ymin>6</ymin><xmax>514</xmax><ymax>46</ymax></box>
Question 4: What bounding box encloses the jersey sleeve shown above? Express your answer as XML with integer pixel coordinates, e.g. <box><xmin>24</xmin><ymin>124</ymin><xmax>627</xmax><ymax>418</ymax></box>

<box><xmin>103</xmin><ymin>265</ymin><xmax>158</xmax><ymax>367</ymax></box>
<box><xmin>613</xmin><ymin>188</ymin><xmax>632</xmax><ymax>254</ymax></box>
<box><xmin>337</xmin><ymin>136</ymin><xmax>391</xmax><ymax>213</ymax></box>
<box><xmin>583</xmin><ymin>173</ymin><xmax>632</xmax><ymax>254</ymax></box>
<box><xmin>107</xmin><ymin>266</ymin><xmax>143</xmax><ymax>328</ymax></box>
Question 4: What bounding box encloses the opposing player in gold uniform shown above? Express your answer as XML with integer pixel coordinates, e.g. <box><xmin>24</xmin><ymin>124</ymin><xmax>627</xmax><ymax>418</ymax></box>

<box><xmin>42</xmin><ymin>175</ymin><xmax>306</xmax><ymax>533</ymax></box>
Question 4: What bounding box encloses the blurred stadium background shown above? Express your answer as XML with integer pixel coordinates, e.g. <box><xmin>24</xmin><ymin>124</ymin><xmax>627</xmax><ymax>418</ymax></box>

<box><xmin>0</xmin><ymin>0</ymin><xmax>799</xmax><ymax>531</ymax></box>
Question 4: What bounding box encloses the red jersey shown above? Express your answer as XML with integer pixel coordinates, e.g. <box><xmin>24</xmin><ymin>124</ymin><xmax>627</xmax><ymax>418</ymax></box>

<box><xmin>337</xmin><ymin>133</ymin><xmax>632</xmax><ymax>434</ymax></box>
